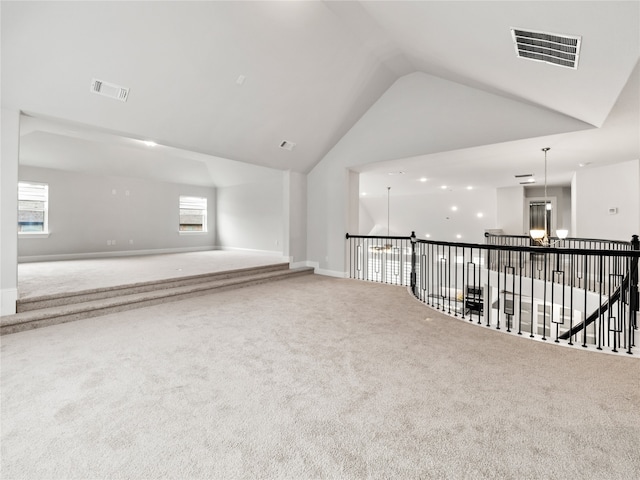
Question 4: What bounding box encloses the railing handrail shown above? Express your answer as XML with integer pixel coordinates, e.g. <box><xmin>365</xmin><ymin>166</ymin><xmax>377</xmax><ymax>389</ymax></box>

<box><xmin>485</xmin><ymin>231</ymin><xmax>632</xmax><ymax>248</ymax></box>
<box><xmin>345</xmin><ymin>233</ymin><xmax>411</xmax><ymax>241</ymax></box>
<box><xmin>346</xmin><ymin>233</ymin><xmax>640</xmax><ymax>259</ymax></box>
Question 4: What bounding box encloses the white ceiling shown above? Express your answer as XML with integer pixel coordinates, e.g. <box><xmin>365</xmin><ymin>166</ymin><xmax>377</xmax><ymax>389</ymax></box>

<box><xmin>2</xmin><ymin>1</ymin><xmax>638</xmax><ymax>190</ymax></box>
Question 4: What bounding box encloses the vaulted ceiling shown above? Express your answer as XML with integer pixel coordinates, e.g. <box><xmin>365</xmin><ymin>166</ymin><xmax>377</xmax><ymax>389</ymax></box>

<box><xmin>2</xmin><ymin>1</ymin><xmax>638</xmax><ymax>189</ymax></box>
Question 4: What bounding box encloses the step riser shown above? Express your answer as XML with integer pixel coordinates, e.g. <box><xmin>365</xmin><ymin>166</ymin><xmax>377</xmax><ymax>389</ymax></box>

<box><xmin>2</xmin><ymin>269</ymin><xmax>313</xmax><ymax>335</ymax></box>
<box><xmin>17</xmin><ymin>263</ymin><xmax>290</xmax><ymax>312</ymax></box>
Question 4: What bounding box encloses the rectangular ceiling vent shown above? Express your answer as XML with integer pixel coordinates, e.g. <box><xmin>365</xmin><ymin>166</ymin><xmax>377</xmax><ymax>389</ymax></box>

<box><xmin>511</xmin><ymin>28</ymin><xmax>581</xmax><ymax>69</ymax></box>
<box><xmin>90</xmin><ymin>78</ymin><xmax>129</xmax><ymax>102</ymax></box>
<box><xmin>279</xmin><ymin>140</ymin><xmax>296</xmax><ymax>151</ymax></box>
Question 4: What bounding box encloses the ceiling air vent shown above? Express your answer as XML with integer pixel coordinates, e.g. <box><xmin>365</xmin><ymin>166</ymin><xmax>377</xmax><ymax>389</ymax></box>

<box><xmin>90</xmin><ymin>78</ymin><xmax>129</xmax><ymax>102</ymax></box>
<box><xmin>279</xmin><ymin>140</ymin><xmax>296</xmax><ymax>151</ymax></box>
<box><xmin>510</xmin><ymin>28</ymin><xmax>581</xmax><ymax>69</ymax></box>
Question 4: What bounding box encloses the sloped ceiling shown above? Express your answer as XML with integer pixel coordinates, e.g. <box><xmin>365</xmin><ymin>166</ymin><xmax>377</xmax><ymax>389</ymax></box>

<box><xmin>2</xmin><ymin>1</ymin><xmax>639</xmax><ymax>188</ymax></box>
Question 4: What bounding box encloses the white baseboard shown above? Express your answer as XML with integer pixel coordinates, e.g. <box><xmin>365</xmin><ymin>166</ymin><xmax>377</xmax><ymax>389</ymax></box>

<box><xmin>315</xmin><ymin>267</ymin><xmax>348</xmax><ymax>278</ymax></box>
<box><xmin>216</xmin><ymin>246</ymin><xmax>286</xmax><ymax>257</ymax></box>
<box><xmin>290</xmin><ymin>260</ymin><xmax>312</xmax><ymax>270</ymax></box>
<box><xmin>1</xmin><ymin>288</ymin><xmax>18</xmax><ymax>316</ymax></box>
<box><xmin>289</xmin><ymin>260</ymin><xmax>346</xmax><ymax>278</ymax></box>
<box><xmin>18</xmin><ymin>246</ymin><xmax>219</xmax><ymax>263</ymax></box>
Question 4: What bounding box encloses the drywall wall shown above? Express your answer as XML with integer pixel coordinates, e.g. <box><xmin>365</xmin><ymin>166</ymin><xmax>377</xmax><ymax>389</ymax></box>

<box><xmin>1</xmin><ymin>108</ymin><xmax>20</xmax><ymax>314</ymax></box>
<box><xmin>359</xmin><ymin>188</ymin><xmax>497</xmax><ymax>243</ymax></box>
<box><xmin>359</xmin><ymin>202</ymin><xmax>375</xmax><ymax>235</ymax></box>
<box><xmin>574</xmin><ymin>159</ymin><xmax>640</xmax><ymax>241</ymax></box>
<box><xmin>18</xmin><ymin>166</ymin><xmax>216</xmax><ymax>259</ymax></box>
<box><xmin>283</xmin><ymin>171</ymin><xmax>307</xmax><ymax>264</ymax></box>
<box><xmin>308</xmin><ymin>71</ymin><xmax>590</xmax><ymax>274</ymax></box>
<box><xmin>216</xmin><ymin>177</ymin><xmax>284</xmax><ymax>253</ymax></box>
<box><xmin>497</xmin><ymin>187</ymin><xmax>525</xmax><ymax>235</ymax></box>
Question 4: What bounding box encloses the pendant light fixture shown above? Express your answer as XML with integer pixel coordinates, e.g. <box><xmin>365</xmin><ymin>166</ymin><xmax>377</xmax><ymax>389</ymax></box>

<box><xmin>529</xmin><ymin>147</ymin><xmax>569</xmax><ymax>246</ymax></box>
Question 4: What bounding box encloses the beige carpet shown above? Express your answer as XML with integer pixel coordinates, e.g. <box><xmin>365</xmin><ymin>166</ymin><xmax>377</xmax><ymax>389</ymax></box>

<box><xmin>17</xmin><ymin>250</ymin><xmax>287</xmax><ymax>299</ymax></box>
<box><xmin>1</xmin><ymin>275</ymin><xmax>638</xmax><ymax>479</ymax></box>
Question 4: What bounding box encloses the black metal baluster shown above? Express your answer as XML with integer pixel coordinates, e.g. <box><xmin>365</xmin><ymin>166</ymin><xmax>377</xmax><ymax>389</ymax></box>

<box><xmin>518</xmin><ymin>250</ymin><xmax>523</xmax><ymax>335</ymax></box>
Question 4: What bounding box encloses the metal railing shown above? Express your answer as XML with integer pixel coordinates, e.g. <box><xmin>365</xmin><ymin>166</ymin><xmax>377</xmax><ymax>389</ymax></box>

<box><xmin>485</xmin><ymin>232</ymin><xmax>632</xmax><ymax>251</ymax></box>
<box><xmin>346</xmin><ymin>232</ymin><xmax>639</xmax><ymax>355</ymax></box>
<box><xmin>485</xmin><ymin>232</ymin><xmax>633</xmax><ymax>293</ymax></box>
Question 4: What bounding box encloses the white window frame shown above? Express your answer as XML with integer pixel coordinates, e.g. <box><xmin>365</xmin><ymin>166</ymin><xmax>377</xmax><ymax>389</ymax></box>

<box><xmin>18</xmin><ymin>181</ymin><xmax>49</xmax><ymax>237</ymax></box>
<box><xmin>179</xmin><ymin>195</ymin><xmax>207</xmax><ymax>234</ymax></box>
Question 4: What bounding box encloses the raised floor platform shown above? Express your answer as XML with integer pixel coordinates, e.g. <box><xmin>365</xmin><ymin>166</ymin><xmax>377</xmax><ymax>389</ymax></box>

<box><xmin>2</xmin><ymin>251</ymin><xmax>313</xmax><ymax>335</ymax></box>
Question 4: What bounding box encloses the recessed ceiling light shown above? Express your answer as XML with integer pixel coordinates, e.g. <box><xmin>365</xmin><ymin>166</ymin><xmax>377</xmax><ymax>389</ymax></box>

<box><xmin>579</xmin><ymin>162</ymin><xmax>591</xmax><ymax>167</ymax></box>
<box><xmin>451</xmin><ymin>206</ymin><xmax>458</xmax><ymax>211</ymax></box>
<box><xmin>425</xmin><ymin>234</ymin><xmax>431</xmax><ymax>238</ymax></box>
<box><xmin>441</xmin><ymin>185</ymin><xmax>447</xmax><ymax>190</ymax></box>
<box><xmin>419</xmin><ymin>177</ymin><xmax>427</xmax><ymax>182</ymax></box>
<box><xmin>361</xmin><ymin>192</ymin><xmax>367</xmax><ymax>196</ymax></box>
<box><xmin>236</xmin><ymin>74</ymin><xmax>246</xmax><ymax>85</ymax></box>
<box><xmin>477</xmin><ymin>212</ymin><xmax>484</xmax><ymax>218</ymax></box>
<box><xmin>142</xmin><ymin>140</ymin><xmax>157</xmax><ymax>147</ymax></box>
<box><xmin>466</xmin><ymin>186</ymin><xmax>473</xmax><ymax>190</ymax></box>
<box><xmin>456</xmin><ymin>234</ymin><xmax>462</xmax><ymax>239</ymax></box>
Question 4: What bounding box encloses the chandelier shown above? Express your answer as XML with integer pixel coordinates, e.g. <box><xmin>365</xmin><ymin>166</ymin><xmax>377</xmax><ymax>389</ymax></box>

<box><xmin>529</xmin><ymin>147</ymin><xmax>568</xmax><ymax>246</ymax></box>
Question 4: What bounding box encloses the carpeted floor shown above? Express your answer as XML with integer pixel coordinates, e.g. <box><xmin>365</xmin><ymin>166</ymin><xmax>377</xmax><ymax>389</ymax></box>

<box><xmin>17</xmin><ymin>250</ymin><xmax>287</xmax><ymax>299</ymax></box>
<box><xmin>1</xmin><ymin>275</ymin><xmax>639</xmax><ymax>479</ymax></box>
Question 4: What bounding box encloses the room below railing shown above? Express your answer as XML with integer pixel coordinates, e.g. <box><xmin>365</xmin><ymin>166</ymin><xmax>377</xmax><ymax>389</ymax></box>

<box><xmin>346</xmin><ymin>232</ymin><xmax>639</xmax><ymax>355</ymax></box>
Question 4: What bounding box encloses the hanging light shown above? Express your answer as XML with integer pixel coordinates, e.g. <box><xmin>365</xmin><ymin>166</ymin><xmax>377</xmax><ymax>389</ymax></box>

<box><xmin>529</xmin><ymin>147</ymin><xmax>568</xmax><ymax>246</ymax></box>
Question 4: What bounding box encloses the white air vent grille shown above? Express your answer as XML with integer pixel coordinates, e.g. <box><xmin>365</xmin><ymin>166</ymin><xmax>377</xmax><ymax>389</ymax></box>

<box><xmin>90</xmin><ymin>78</ymin><xmax>129</xmax><ymax>102</ymax></box>
<box><xmin>511</xmin><ymin>28</ymin><xmax>581</xmax><ymax>69</ymax></box>
<box><xmin>279</xmin><ymin>140</ymin><xmax>296</xmax><ymax>151</ymax></box>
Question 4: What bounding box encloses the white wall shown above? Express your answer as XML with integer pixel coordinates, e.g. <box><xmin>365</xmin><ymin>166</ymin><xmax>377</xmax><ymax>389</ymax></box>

<box><xmin>574</xmin><ymin>159</ymin><xmax>640</xmax><ymax>241</ymax></box>
<box><xmin>1</xmin><ymin>108</ymin><xmax>20</xmax><ymax>314</ymax></box>
<box><xmin>18</xmin><ymin>166</ymin><xmax>216</xmax><ymax>259</ymax></box>
<box><xmin>496</xmin><ymin>186</ymin><xmax>525</xmax><ymax>235</ymax></box>
<box><xmin>359</xmin><ymin>188</ymin><xmax>497</xmax><ymax>243</ymax></box>
<box><xmin>216</xmin><ymin>176</ymin><xmax>284</xmax><ymax>254</ymax></box>
<box><xmin>359</xmin><ymin>202</ymin><xmax>375</xmax><ymax>235</ymax></box>
<box><xmin>283</xmin><ymin>171</ymin><xmax>307</xmax><ymax>265</ymax></box>
<box><xmin>308</xmin><ymin>71</ymin><xmax>587</xmax><ymax>274</ymax></box>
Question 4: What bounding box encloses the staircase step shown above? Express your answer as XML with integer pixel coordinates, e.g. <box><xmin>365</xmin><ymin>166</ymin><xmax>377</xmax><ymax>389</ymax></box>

<box><xmin>17</xmin><ymin>262</ymin><xmax>290</xmax><ymax>312</ymax></box>
<box><xmin>1</xmin><ymin>266</ymin><xmax>313</xmax><ymax>335</ymax></box>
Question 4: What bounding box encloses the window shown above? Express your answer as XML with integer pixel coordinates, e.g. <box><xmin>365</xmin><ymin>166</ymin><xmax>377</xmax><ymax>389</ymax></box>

<box><xmin>18</xmin><ymin>182</ymin><xmax>49</xmax><ymax>233</ymax></box>
<box><xmin>179</xmin><ymin>195</ymin><xmax>207</xmax><ymax>232</ymax></box>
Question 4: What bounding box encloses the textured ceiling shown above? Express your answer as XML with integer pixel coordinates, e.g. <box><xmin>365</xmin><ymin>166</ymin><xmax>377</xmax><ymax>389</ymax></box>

<box><xmin>2</xmin><ymin>1</ymin><xmax>639</xmax><ymax>189</ymax></box>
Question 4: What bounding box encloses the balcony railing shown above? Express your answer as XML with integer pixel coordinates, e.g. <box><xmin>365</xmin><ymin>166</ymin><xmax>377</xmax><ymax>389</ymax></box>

<box><xmin>346</xmin><ymin>232</ymin><xmax>639</xmax><ymax>355</ymax></box>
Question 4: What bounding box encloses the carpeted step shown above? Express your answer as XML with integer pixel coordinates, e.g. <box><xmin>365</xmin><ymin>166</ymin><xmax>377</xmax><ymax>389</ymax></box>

<box><xmin>17</xmin><ymin>262</ymin><xmax>291</xmax><ymax>312</ymax></box>
<box><xmin>1</xmin><ymin>266</ymin><xmax>314</xmax><ymax>335</ymax></box>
